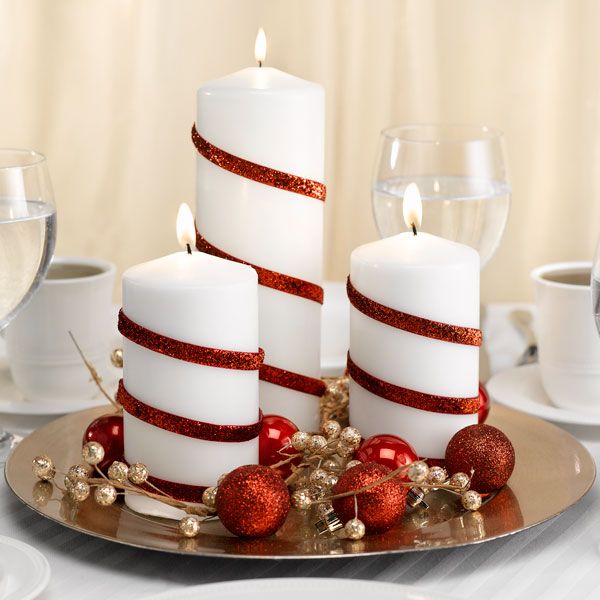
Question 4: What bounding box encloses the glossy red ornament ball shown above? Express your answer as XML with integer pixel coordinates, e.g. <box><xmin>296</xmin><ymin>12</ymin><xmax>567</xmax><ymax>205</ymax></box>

<box><xmin>332</xmin><ymin>462</ymin><xmax>407</xmax><ymax>534</ymax></box>
<box><xmin>216</xmin><ymin>465</ymin><xmax>290</xmax><ymax>538</ymax></box>
<box><xmin>445</xmin><ymin>424</ymin><xmax>515</xmax><ymax>493</ymax></box>
<box><xmin>356</xmin><ymin>435</ymin><xmax>418</xmax><ymax>481</ymax></box>
<box><xmin>83</xmin><ymin>413</ymin><xmax>124</xmax><ymax>473</ymax></box>
<box><xmin>259</xmin><ymin>414</ymin><xmax>299</xmax><ymax>479</ymax></box>
<box><xmin>478</xmin><ymin>383</ymin><xmax>490</xmax><ymax>424</ymax></box>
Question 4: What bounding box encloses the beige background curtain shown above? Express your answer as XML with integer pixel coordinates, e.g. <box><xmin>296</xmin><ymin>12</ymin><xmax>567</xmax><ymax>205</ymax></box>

<box><xmin>1</xmin><ymin>0</ymin><xmax>599</xmax><ymax>302</ymax></box>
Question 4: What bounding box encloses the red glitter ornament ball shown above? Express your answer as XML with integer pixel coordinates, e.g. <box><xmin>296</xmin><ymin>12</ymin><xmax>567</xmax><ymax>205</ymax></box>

<box><xmin>332</xmin><ymin>462</ymin><xmax>407</xmax><ymax>534</ymax></box>
<box><xmin>478</xmin><ymin>383</ymin><xmax>490</xmax><ymax>424</ymax></box>
<box><xmin>216</xmin><ymin>465</ymin><xmax>290</xmax><ymax>538</ymax></box>
<box><xmin>356</xmin><ymin>435</ymin><xmax>418</xmax><ymax>481</ymax></box>
<box><xmin>83</xmin><ymin>413</ymin><xmax>124</xmax><ymax>473</ymax></box>
<box><xmin>259</xmin><ymin>414</ymin><xmax>300</xmax><ymax>479</ymax></box>
<box><xmin>445</xmin><ymin>424</ymin><xmax>515</xmax><ymax>493</ymax></box>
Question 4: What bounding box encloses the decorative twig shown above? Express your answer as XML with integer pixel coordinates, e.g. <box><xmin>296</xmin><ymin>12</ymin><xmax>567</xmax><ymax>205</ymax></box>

<box><xmin>68</xmin><ymin>331</ymin><xmax>120</xmax><ymax>410</ymax></box>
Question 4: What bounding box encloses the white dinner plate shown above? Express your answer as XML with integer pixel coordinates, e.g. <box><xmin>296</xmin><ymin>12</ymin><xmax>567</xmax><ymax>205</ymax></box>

<box><xmin>0</xmin><ymin>535</ymin><xmax>50</xmax><ymax>600</ymax></box>
<box><xmin>150</xmin><ymin>578</ymin><xmax>453</xmax><ymax>600</ymax></box>
<box><xmin>487</xmin><ymin>363</ymin><xmax>600</xmax><ymax>426</ymax></box>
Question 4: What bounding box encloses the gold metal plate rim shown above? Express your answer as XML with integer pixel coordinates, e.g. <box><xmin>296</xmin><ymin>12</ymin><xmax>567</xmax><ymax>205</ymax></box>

<box><xmin>4</xmin><ymin>404</ymin><xmax>596</xmax><ymax>559</ymax></box>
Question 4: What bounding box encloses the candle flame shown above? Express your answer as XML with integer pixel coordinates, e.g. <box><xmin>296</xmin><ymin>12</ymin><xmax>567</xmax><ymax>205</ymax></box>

<box><xmin>255</xmin><ymin>28</ymin><xmax>267</xmax><ymax>65</ymax></box>
<box><xmin>403</xmin><ymin>183</ymin><xmax>422</xmax><ymax>232</ymax></box>
<box><xmin>176</xmin><ymin>203</ymin><xmax>195</xmax><ymax>249</ymax></box>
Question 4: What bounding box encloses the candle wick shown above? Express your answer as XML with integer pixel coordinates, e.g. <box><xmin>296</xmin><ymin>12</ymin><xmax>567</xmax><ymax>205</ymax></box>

<box><xmin>186</xmin><ymin>243</ymin><xmax>192</xmax><ymax>255</ymax></box>
<box><xmin>412</xmin><ymin>223</ymin><xmax>417</xmax><ymax>236</ymax></box>
<box><xmin>258</xmin><ymin>60</ymin><xmax>262</xmax><ymax>68</ymax></box>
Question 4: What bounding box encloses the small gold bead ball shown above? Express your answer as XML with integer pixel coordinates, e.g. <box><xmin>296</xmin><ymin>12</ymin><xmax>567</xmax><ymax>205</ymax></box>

<box><xmin>111</xmin><ymin>348</ymin><xmax>124</xmax><ymax>368</ymax></box>
<box><xmin>291</xmin><ymin>431</ymin><xmax>311</xmax><ymax>451</ymax></box>
<box><xmin>462</xmin><ymin>490</ymin><xmax>482</xmax><ymax>511</ymax></box>
<box><xmin>427</xmin><ymin>466</ymin><xmax>448</xmax><ymax>485</ymax></box>
<box><xmin>70</xmin><ymin>480</ymin><xmax>91</xmax><ymax>502</ymax></box>
<box><xmin>449</xmin><ymin>472</ymin><xmax>471</xmax><ymax>491</ymax></box>
<box><xmin>340</xmin><ymin>427</ymin><xmax>362</xmax><ymax>448</ymax></box>
<box><xmin>65</xmin><ymin>464</ymin><xmax>91</xmax><ymax>489</ymax></box>
<box><xmin>336</xmin><ymin>442</ymin><xmax>355</xmax><ymax>458</ymax></box>
<box><xmin>291</xmin><ymin>489</ymin><xmax>313</xmax><ymax>510</ymax></box>
<box><xmin>407</xmin><ymin>461</ymin><xmax>429</xmax><ymax>483</ymax></box>
<box><xmin>94</xmin><ymin>483</ymin><xmax>117</xmax><ymax>506</ymax></box>
<box><xmin>316</xmin><ymin>502</ymin><xmax>334</xmax><ymax>517</ymax></box>
<box><xmin>179</xmin><ymin>515</ymin><xmax>201</xmax><ymax>538</ymax></box>
<box><xmin>107</xmin><ymin>461</ymin><xmax>129</xmax><ymax>483</ymax></box>
<box><xmin>128</xmin><ymin>463</ymin><xmax>149</xmax><ymax>485</ymax></box>
<box><xmin>321</xmin><ymin>420</ymin><xmax>341</xmax><ymax>439</ymax></box>
<box><xmin>321</xmin><ymin>458</ymin><xmax>338</xmax><ymax>472</ymax></box>
<box><xmin>202</xmin><ymin>486</ymin><xmax>218</xmax><ymax>509</ymax></box>
<box><xmin>310</xmin><ymin>468</ymin><xmax>328</xmax><ymax>484</ymax></box>
<box><xmin>346</xmin><ymin>459</ymin><xmax>362</xmax><ymax>470</ymax></box>
<box><xmin>345</xmin><ymin>518</ymin><xmax>366</xmax><ymax>540</ymax></box>
<box><xmin>32</xmin><ymin>455</ymin><xmax>55</xmax><ymax>481</ymax></box>
<box><xmin>82</xmin><ymin>441</ymin><xmax>105</xmax><ymax>466</ymax></box>
<box><xmin>308</xmin><ymin>435</ymin><xmax>328</xmax><ymax>453</ymax></box>
<box><xmin>323</xmin><ymin>474</ymin><xmax>338</xmax><ymax>488</ymax></box>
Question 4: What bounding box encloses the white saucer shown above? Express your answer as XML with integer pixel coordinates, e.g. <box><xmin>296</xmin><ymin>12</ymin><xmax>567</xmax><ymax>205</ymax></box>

<box><xmin>488</xmin><ymin>364</ymin><xmax>600</xmax><ymax>426</ymax></box>
<box><xmin>0</xmin><ymin>535</ymin><xmax>50</xmax><ymax>600</ymax></box>
<box><xmin>0</xmin><ymin>345</ymin><xmax>118</xmax><ymax>416</ymax></box>
<box><xmin>150</xmin><ymin>578</ymin><xmax>453</xmax><ymax>600</ymax></box>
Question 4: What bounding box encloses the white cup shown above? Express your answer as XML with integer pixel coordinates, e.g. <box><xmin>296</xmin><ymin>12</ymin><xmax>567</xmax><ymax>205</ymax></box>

<box><xmin>531</xmin><ymin>261</ymin><xmax>600</xmax><ymax>413</ymax></box>
<box><xmin>6</xmin><ymin>256</ymin><xmax>116</xmax><ymax>404</ymax></box>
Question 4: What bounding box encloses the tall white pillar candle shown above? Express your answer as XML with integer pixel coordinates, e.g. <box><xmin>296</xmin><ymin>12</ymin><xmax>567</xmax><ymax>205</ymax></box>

<box><xmin>195</xmin><ymin>32</ymin><xmax>325</xmax><ymax>431</ymax></box>
<box><xmin>123</xmin><ymin>205</ymin><xmax>260</xmax><ymax>518</ymax></box>
<box><xmin>348</xmin><ymin>185</ymin><xmax>480</xmax><ymax>458</ymax></box>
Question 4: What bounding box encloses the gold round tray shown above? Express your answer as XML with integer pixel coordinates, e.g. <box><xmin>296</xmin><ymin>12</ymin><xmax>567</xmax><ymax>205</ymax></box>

<box><xmin>4</xmin><ymin>404</ymin><xmax>595</xmax><ymax>558</ymax></box>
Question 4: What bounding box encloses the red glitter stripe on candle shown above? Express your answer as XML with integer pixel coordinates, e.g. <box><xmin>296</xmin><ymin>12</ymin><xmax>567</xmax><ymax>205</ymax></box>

<box><xmin>119</xmin><ymin>381</ymin><xmax>263</xmax><ymax>442</ymax></box>
<box><xmin>195</xmin><ymin>229</ymin><xmax>324</xmax><ymax>305</ymax></box>
<box><xmin>347</xmin><ymin>354</ymin><xmax>479</xmax><ymax>415</ymax></box>
<box><xmin>260</xmin><ymin>363</ymin><xmax>326</xmax><ymax>398</ymax></box>
<box><xmin>143</xmin><ymin>474</ymin><xmax>207</xmax><ymax>504</ymax></box>
<box><xmin>192</xmin><ymin>124</ymin><xmax>326</xmax><ymax>201</ymax></box>
<box><xmin>347</xmin><ymin>278</ymin><xmax>482</xmax><ymax>347</ymax></box>
<box><xmin>118</xmin><ymin>310</ymin><xmax>264</xmax><ymax>370</ymax></box>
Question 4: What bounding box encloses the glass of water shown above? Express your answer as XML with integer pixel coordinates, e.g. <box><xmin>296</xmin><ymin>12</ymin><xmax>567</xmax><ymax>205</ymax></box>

<box><xmin>592</xmin><ymin>239</ymin><xmax>600</xmax><ymax>334</ymax></box>
<box><xmin>372</xmin><ymin>124</ymin><xmax>511</xmax><ymax>268</ymax></box>
<box><xmin>0</xmin><ymin>149</ymin><xmax>57</xmax><ymax>458</ymax></box>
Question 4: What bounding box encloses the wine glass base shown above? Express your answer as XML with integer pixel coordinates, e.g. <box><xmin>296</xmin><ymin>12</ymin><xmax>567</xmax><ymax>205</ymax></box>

<box><xmin>0</xmin><ymin>430</ymin><xmax>22</xmax><ymax>464</ymax></box>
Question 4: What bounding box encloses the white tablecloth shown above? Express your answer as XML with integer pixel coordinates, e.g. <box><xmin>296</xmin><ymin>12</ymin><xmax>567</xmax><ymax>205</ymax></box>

<box><xmin>2</xmin><ymin>304</ymin><xmax>600</xmax><ymax>599</ymax></box>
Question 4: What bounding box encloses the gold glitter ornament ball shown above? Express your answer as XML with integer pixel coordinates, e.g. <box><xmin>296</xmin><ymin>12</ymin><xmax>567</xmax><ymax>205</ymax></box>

<box><xmin>446</xmin><ymin>424</ymin><xmax>515</xmax><ymax>493</ymax></box>
<box><xmin>333</xmin><ymin>462</ymin><xmax>407</xmax><ymax>534</ymax></box>
<box><xmin>179</xmin><ymin>515</ymin><xmax>201</xmax><ymax>538</ymax></box>
<box><xmin>32</xmin><ymin>455</ymin><xmax>55</xmax><ymax>481</ymax></box>
<box><xmin>94</xmin><ymin>483</ymin><xmax>117</xmax><ymax>506</ymax></box>
<box><xmin>128</xmin><ymin>463</ymin><xmax>149</xmax><ymax>485</ymax></box>
<box><xmin>216</xmin><ymin>465</ymin><xmax>290</xmax><ymax>538</ymax></box>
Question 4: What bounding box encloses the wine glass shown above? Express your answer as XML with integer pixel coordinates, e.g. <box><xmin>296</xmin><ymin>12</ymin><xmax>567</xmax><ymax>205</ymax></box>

<box><xmin>592</xmin><ymin>239</ymin><xmax>600</xmax><ymax>334</ymax></box>
<box><xmin>0</xmin><ymin>149</ymin><xmax>57</xmax><ymax>460</ymax></box>
<box><xmin>372</xmin><ymin>124</ymin><xmax>511</xmax><ymax>268</ymax></box>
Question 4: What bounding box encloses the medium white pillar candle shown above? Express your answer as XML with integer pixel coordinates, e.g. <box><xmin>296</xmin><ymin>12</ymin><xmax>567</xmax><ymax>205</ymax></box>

<box><xmin>349</xmin><ymin>186</ymin><xmax>480</xmax><ymax>458</ymax></box>
<box><xmin>123</xmin><ymin>205</ymin><xmax>259</xmax><ymax>518</ymax></box>
<box><xmin>195</xmin><ymin>32</ymin><xmax>324</xmax><ymax>431</ymax></box>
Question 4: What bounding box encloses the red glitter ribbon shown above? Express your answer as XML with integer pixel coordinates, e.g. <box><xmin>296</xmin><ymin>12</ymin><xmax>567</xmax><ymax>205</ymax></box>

<box><xmin>192</xmin><ymin>124</ymin><xmax>326</xmax><ymax>201</ymax></box>
<box><xmin>195</xmin><ymin>229</ymin><xmax>323</xmax><ymax>305</ymax></box>
<box><xmin>144</xmin><ymin>474</ymin><xmax>206</xmax><ymax>504</ymax></box>
<box><xmin>347</xmin><ymin>278</ymin><xmax>482</xmax><ymax>347</ymax></box>
<box><xmin>260</xmin><ymin>363</ymin><xmax>326</xmax><ymax>398</ymax></box>
<box><xmin>118</xmin><ymin>310</ymin><xmax>264</xmax><ymax>370</ymax></box>
<box><xmin>118</xmin><ymin>381</ymin><xmax>263</xmax><ymax>442</ymax></box>
<box><xmin>347</xmin><ymin>354</ymin><xmax>479</xmax><ymax>415</ymax></box>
